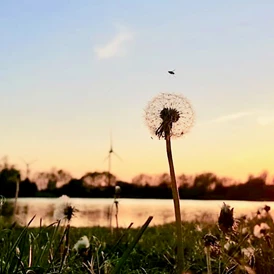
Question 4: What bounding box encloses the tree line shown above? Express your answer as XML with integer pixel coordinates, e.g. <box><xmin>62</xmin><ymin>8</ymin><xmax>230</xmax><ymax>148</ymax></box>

<box><xmin>0</xmin><ymin>159</ymin><xmax>273</xmax><ymax>201</ymax></box>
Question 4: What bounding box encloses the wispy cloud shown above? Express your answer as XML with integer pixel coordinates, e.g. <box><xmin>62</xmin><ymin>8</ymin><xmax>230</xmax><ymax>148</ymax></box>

<box><xmin>198</xmin><ymin>110</ymin><xmax>274</xmax><ymax>127</ymax></box>
<box><xmin>196</xmin><ymin>111</ymin><xmax>255</xmax><ymax>127</ymax></box>
<box><xmin>256</xmin><ymin>115</ymin><xmax>274</xmax><ymax>126</ymax></box>
<box><xmin>209</xmin><ymin>111</ymin><xmax>254</xmax><ymax>124</ymax></box>
<box><xmin>94</xmin><ymin>25</ymin><xmax>134</xmax><ymax>59</ymax></box>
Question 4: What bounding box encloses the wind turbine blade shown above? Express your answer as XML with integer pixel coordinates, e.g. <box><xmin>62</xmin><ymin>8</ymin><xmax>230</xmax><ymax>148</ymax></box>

<box><xmin>29</xmin><ymin>159</ymin><xmax>38</xmax><ymax>165</ymax></box>
<box><xmin>110</xmin><ymin>129</ymin><xmax>113</xmax><ymax>150</ymax></box>
<box><xmin>103</xmin><ymin>154</ymin><xmax>110</xmax><ymax>163</ymax></box>
<box><xmin>113</xmin><ymin>151</ymin><xmax>123</xmax><ymax>162</ymax></box>
<box><xmin>20</xmin><ymin>157</ymin><xmax>27</xmax><ymax>165</ymax></box>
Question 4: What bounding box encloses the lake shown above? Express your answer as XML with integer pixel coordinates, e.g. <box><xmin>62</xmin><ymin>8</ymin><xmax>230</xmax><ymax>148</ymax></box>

<box><xmin>3</xmin><ymin>198</ymin><xmax>273</xmax><ymax>228</ymax></box>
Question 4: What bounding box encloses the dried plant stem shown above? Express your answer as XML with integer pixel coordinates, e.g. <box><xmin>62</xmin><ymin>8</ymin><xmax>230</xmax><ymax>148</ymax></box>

<box><xmin>165</xmin><ymin>134</ymin><xmax>184</xmax><ymax>273</ymax></box>
<box><xmin>13</xmin><ymin>178</ymin><xmax>20</xmax><ymax>216</ymax></box>
<box><xmin>205</xmin><ymin>247</ymin><xmax>212</xmax><ymax>274</ymax></box>
<box><xmin>114</xmin><ymin>200</ymin><xmax>119</xmax><ymax>230</ymax></box>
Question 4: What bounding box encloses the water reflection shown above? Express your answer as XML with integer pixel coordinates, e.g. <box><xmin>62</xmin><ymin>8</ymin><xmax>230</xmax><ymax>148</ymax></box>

<box><xmin>6</xmin><ymin>198</ymin><xmax>273</xmax><ymax>228</ymax></box>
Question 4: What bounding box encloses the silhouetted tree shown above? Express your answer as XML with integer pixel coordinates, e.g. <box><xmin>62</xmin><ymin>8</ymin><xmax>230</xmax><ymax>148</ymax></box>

<box><xmin>59</xmin><ymin>179</ymin><xmax>87</xmax><ymax>197</ymax></box>
<box><xmin>35</xmin><ymin>168</ymin><xmax>72</xmax><ymax>190</ymax></box>
<box><xmin>19</xmin><ymin>178</ymin><xmax>38</xmax><ymax>197</ymax></box>
<box><xmin>132</xmin><ymin>174</ymin><xmax>154</xmax><ymax>186</ymax></box>
<box><xmin>177</xmin><ymin>174</ymin><xmax>194</xmax><ymax>187</ymax></box>
<box><xmin>81</xmin><ymin>172</ymin><xmax>116</xmax><ymax>188</ymax></box>
<box><xmin>157</xmin><ymin>173</ymin><xmax>171</xmax><ymax>186</ymax></box>
<box><xmin>192</xmin><ymin>173</ymin><xmax>220</xmax><ymax>198</ymax></box>
<box><xmin>0</xmin><ymin>163</ymin><xmax>21</xmax><ymax>198</ymax></box>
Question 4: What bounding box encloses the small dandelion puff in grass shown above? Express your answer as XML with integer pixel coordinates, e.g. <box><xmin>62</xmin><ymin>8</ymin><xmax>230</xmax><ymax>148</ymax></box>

<box><xmin>224</xmin><ymin>240</ymin><xmax>241</xmax><ymax>257</ymax></box>
<box><xmin>115</xmin><ymin>185</ymin><xmax>121</xmax><ymax>197</ymax></box>
<box><xmin>203</xmin><ymin>233</ymin><xmax>221</xmax><ymax>258</ymax></box>
<box><xmin>73</xmin><ymin>235</ymin><xmax>90</xmax><ymax>253</ymax></box>
<box><xmin>260</xmin><ymin>205</ymin><xmax>271</xmax><ymax>218</ymax></box>
<box><xmin>144</xmin><ymin>93</ymin><xmax>195</xmax><ymax>139</ymax></box>
<box><xmin>224</xmin><ymin>240</ymin><xmax>237</xmax><ymax>251</ymax></box>
<box><xmin>53</xmin><ymin>195</ymin><xmax>77</xmax><ymax>222</ymax></box>
<box><xmin>253</xmin><ymin>223</ymin><xmax>270</xmax><ymax>238</ymax></box>
<box><xmin>264</xmin><ymin>205</ymin><xmax>271</xmax><ymax>212</ymax></box>
<box><xmin>218</xmin><ymin>203</ymin><xmax>235</xmax><ymax>233</ymax></box>
<box><xmin>242</xmin><ymin>227</ymin><xmax>249</xmax><ymax>236</ymax></box>
<box><xmin>241</xmin><ymin>247</ymin><xmax>255</xmax><ymax>261</ymax></box>
<box><xmin>203</xmin><ymin>233</ymin><xmax>218</xmax><ymax>247</ymax></box>
<box><xmin>256</xmin><ymin>205</ymin><xmax>270</xmax><ymax>218</ymax></box>
<box><xmin>238</xmin><ymin>214</ymin><xmax>247</xmax><ymax>223</ymax></box>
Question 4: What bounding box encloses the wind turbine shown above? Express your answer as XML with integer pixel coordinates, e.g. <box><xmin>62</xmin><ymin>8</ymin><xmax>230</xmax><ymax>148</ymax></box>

<box><xmin>20</xmin><ymin>158</ymin><xmax>37</xmax><ymax>179</ymax></box>
<box><xmin>104</xmin><ymin>131</ymin><xmax>122</xmax><ymax>186</ymax></box>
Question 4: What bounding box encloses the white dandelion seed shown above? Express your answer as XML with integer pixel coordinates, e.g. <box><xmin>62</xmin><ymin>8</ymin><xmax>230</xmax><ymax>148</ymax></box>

<box><xmin>115</xmin><ymin>185</ymin><xmax>121</xmax><ymax>195</ymax></box>
<box><xmin>73</xmin><ymin>235</ymin><xmax>90</xmax><ymax>253</ymax></box>
<box><xmin>253</xmin><ymin>223</ymin><xmax>270</xmax><ymax>238</ymax></box>
<box><xmin>242</xmin><ymin>227</ymin><xmax>248</xmax><ymax>235</ymax></box>
<box><xmin>224</xmin><ymin>240</ymin><xmax>237</xmax><ymax>251</ymax></box>
<box><xmin>241</xmin><ymin>247</ymin><xmax>255</xmax><ymax>260</ymax></box>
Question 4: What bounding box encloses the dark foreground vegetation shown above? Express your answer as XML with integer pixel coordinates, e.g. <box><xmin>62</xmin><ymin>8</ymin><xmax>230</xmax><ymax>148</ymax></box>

<box><xmin>0</xmin><ymin>158</ymin><xmax>274</xmax><ymax>200</ymax></box>
<box><xmin>0</xmin><ymin>201</ymin><xmax>274</xmax><ymax>273</ymax></box>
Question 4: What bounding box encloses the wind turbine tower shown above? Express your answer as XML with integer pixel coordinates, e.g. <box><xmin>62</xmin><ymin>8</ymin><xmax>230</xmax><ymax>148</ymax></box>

<box><xmin>20</xmin><ymin>158</ymin><xmax>37</xmax><ymax>179</ymax></box>
<box><xmin>104</xmin><ymin>131</ymin><xmax>122</xmax><ymax>185</ymax></box>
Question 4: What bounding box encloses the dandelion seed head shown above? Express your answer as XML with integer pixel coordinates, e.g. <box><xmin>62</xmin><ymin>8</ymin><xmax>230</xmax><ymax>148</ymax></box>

<box><xmin>144</xmin><ymin>93</ymin><xmax>195</xmax><ymax>139</ymax></box>
<box><xmin>53</xmin><ymin>195</ymin><xmax>77</xmax><ymax>222</ymax></box>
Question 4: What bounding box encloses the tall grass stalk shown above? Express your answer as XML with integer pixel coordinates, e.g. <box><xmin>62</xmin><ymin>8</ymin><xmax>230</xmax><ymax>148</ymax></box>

<box><xmin>2</xmin><ymin>215</ymin><xmax>35</xmax><ymax>273</ymax></box>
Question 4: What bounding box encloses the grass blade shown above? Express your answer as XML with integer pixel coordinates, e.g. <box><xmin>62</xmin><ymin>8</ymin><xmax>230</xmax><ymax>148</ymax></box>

<box><xmin>111</xmin><ymin>216</ymin><xmax>153</xmax><ymax>274</ymax></box>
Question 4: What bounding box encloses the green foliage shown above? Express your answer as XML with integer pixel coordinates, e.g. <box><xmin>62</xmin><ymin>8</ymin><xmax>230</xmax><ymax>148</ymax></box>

<box><xmin>0</xmin><ymin>206</ymin><xmax>274</xmax><ymax>273</ymax></box>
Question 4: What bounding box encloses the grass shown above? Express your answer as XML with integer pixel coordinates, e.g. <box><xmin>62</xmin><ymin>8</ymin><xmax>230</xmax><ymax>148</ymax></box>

<box><xmin>0</xmin><ymin>203</ymin><xmax>274</xmax><ymax>274</ymax></box>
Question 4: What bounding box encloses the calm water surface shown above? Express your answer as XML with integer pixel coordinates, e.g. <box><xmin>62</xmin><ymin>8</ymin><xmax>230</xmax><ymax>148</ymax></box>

<box><xmin>7</xmin><ymin>198</ymin><xmax>273</xmax><ymax>228</ymax></box>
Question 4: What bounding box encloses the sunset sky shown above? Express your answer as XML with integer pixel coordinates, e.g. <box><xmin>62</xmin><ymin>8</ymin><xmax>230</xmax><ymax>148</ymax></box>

<box><xmin>1</xmin><ymin>1</ymin><xmax>274</xmax><ymax>183</ymax></box>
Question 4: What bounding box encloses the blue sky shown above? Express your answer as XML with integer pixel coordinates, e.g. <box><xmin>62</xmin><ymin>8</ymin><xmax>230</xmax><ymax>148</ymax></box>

<box><xmin>1</xmin><ymin>1</ymin><xmax>274</xmax><ymax>182</ymax></box>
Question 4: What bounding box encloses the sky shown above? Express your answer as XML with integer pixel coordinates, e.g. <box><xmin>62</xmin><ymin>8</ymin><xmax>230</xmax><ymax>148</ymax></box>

<box><xmin>1</xmin><ymin>0</ymin><xmax>274</xmax><ymax>183</ymax></box>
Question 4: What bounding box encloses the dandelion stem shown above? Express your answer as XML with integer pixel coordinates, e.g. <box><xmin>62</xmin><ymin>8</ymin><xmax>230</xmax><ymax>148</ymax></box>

<box><xmin>165</xmin><ymin>134</ymin><xmax>184</xmax><ymax>273</ymax></box>
<box><xmin>114</xmin><ymin>200</ymin><xmax>119</xmax><ymax>231</ymax></box>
